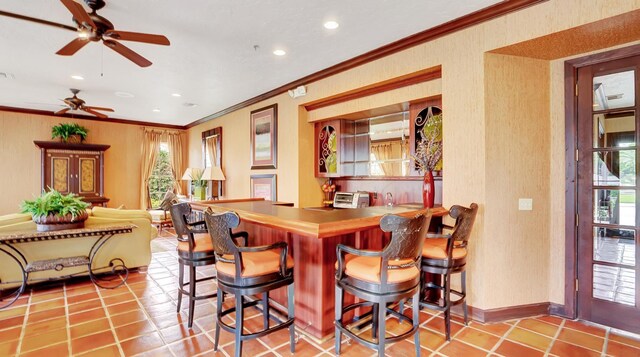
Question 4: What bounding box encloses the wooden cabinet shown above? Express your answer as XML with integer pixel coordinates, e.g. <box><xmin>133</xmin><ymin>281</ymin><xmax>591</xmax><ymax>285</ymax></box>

<box><xmin>34</xmin><ymin>141</ymin><xmax>110</xmax><ymax>207</ymax></box>
<box><xmin>315</xmin><ymin>120</ymin><xmax>355</xmax><ymax>177</ymax></box>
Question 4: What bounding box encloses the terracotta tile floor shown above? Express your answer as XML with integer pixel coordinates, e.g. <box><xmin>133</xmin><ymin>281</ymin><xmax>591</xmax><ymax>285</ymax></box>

<box><xmin>1</xmin><ymin>231</ymin><xmax>640</xmax><ymax>356</ymax></box>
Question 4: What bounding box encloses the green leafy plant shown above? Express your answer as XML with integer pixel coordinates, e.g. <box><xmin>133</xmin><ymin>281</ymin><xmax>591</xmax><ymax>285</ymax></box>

<box><xmin>21</xmin><ymin>189</ymin><xmax>90</xmax><ymax>219</ymax></box>
<box><xmin>190</xmin><ymin>168</ymin><xmax>207</xmax><ymax>188</ymax></box>
<box><xmin>51</xmin><ymin>123</ymin><xmax>89</xmax><ymax>142</ymax></box>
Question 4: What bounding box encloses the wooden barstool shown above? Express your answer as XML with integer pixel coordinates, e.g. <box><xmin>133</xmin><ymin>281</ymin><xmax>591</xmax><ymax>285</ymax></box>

<box><xmin>170</xmin><ymin>202</ymin><xmax>247</xmax><ymax>328</ymax></box>
<box><xmin>420</xmin><ymin>203</ymin><xmax>478</xmax><ymax>340</ymax></box>
<box><xmin>335</xmin><ymin>211</ymin><xmax>431</xmax><ymax>356</ymax></box>
<box><xmin>203</xmin><ymin>209</ymin><xmax>295</xmax><ymax>357</ymax></box>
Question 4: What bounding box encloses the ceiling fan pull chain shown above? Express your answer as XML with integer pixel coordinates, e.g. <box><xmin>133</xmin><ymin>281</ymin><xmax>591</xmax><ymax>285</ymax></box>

<box><xmin>101</xmin><ymin>45</ymin><xmax>104</xmax><ymax>77</ymax></box>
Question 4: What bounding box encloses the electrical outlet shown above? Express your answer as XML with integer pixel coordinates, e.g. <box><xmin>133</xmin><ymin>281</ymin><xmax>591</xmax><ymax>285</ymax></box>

<box><xmin>518</xmin><ymin>198</ymin><xmax>533</xmax><ymax>211</ymax></box>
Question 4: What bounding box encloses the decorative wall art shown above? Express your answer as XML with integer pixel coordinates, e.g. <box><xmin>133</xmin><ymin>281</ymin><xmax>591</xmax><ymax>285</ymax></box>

<box><xmin>250</xmin><ymin>104</ymin><xmax>278</xmax><ymax>169</ymax></box>
<box><xmin>250</xmin><ymin>174</ymin><xmax>277</xmax><ymax>201</ymax></box>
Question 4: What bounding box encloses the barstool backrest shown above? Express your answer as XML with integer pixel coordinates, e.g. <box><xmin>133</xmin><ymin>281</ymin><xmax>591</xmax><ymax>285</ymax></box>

<box><xmin>202</xmin><ymin>209</ymin><xmax>240</xmax><ymax>255</ymax></box>
<box><xmin>170</xmin><ymin>202</ymin><xmax>193</xmax><ymax>242</ymax></box>
<box><xmin>380</xmin><ymin>211</ymin><xmax>431</xmax><ymax>261</ymax></box>
<box><xmin>448</xmin><ymin>203</ymin><xmax>479</xmax><ymax>248</ymax></box>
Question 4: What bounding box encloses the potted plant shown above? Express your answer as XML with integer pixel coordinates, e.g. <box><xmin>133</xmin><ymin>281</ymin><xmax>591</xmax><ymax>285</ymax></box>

<box><xmin>190</xmin><ymin>168</ymin><xmax>208</xmax><ymax>200</ymax></box>
<box><xmin>51</xmin><ymin>123</ymin><xmax>89</xmax><ymax>144</ymax></box>
<box><xmin>21</xmin><ymin>190</ymin><xmax>90</xmax><ymax>231</ymax></box>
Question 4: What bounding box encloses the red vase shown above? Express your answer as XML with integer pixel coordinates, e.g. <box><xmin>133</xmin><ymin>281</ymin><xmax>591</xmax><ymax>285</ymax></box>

<box><xmin>422</xmin><ymin>171</ymin><xmax>435</xmax><ymax>208</ymax></box>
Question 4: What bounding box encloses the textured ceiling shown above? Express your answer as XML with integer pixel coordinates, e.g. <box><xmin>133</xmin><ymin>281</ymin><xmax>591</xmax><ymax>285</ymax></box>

<box><xmin>0</xmin><ymin>0</ymin><xmax>501</xmax><ymax>125</ymax></box>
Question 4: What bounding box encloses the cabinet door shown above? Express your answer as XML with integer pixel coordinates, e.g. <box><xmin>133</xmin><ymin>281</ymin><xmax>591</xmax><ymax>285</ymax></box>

<box><xmin>44</xmin><ymin>151</ymin><xmax>74</xmax><ymax>194</ymax></box>
<box><xmin>315</xmin><ymin>120</ymin><xmax>341</xmax><ymax>177</ymax></box>
<box><xmin>77</xmin><ymin>153</ymin><xmax>101</xmax><ymax>200</ymax></box>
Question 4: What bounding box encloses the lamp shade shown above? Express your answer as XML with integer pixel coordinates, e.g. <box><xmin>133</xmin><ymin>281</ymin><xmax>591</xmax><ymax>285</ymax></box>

<box><xmin>201</xmin><ymin>167</ymin><xmax>226</xmax><ymax>181</ymax></box>
<box><xmin>181</xmin><ymin>168</ymin><xmax>194</xmax><ymax>180</ymax></box>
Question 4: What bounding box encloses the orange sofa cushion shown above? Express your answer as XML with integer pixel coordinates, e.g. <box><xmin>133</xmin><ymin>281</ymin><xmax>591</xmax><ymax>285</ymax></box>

<box><xmin>422</xmin><ymin>238</ymin><xmax>467</xmax><ymax>260</ymax></box>
<box><xmin>177</xmin><ymin>233</ymin><xmax>214</xmax><ymax>253</ymax></box>
<box><xmin>340</xmin><ymin>254</ymin><xmax>419</xmax><ymax>284</ymax></box>
<box><xmin>216</xmin><ymin>250</ymin><xmax>294</xmax><ymax>278</ymax></box>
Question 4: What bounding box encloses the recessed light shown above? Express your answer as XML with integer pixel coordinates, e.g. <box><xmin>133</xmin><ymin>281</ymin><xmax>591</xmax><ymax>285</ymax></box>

<box><xmin>171</xmin><ymin>93</ymin><xmax>182</xmax><ymax>97</ymax></box>
<box><xmin>152</xmin><ymin>108</ymin><xmax>161</xmax><ymax>112</ymax></box>
<box><xmin>273</xmin><ymin>49</ymin><xmax>286</xmax><ymax>56</ymax></box>
<box><xmin>324</xmin><ymin>21</ymin><xmax>339</xmax><ymax>30</ymax></box>
<box><xmin>71</xmin><ymin>75</ymin><xmax>84</xmax><ymax>80</ymax></box>
<box><xmin>115</xmin><ymin>91</ymin><xmax>134</xmax><ymax>98</ymax></box>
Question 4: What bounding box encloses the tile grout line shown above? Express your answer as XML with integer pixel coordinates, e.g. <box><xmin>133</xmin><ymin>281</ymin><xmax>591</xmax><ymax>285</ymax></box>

<box><xmin>63</xmin><ymin>283</ymin><xmax>72</xmax><ymax>357</ymax></box>
<box><xmin>488</xmin><ymin>319</ymin><xmax>521</xmax><ymax>355</ymax></box>
<box><xmin>96</xmin><ymin>282</ymin><xmax>127</xmax><ymax>357</ymax></box>
<box><xmin>14</xmin><ymin>290</ymin><xmax>32</xmax><ymax>356</ymax></box>
<box><xmin>122</xmin><ymin>271</ymin><xmax>178</xmax><ymax>357</ymax></box>
<box><xmin>543</xmin><ymin>318</ymin><xmax>565</xmax><ymax>356</ymax></box>
<box><xmin>601</xmin><ymin>327</ymin><xmax>610</xmax><ymax>357</ymax></box>
<box><xmin>432</xmin><ymin>315</ymin><xmax>475</xmax><ymax>355</ymax></box>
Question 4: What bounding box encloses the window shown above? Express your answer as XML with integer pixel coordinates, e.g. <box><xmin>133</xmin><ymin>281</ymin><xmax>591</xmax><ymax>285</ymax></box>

<box><xmin>148</xmin><ymin>143</ymin><xmax>175</xmax><ymax>208</ymax></box>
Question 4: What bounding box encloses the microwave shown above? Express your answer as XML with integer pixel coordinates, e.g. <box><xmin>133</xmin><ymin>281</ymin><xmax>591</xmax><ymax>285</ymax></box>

<box><xmin>333</xmin><ymin>192</ymin><xmax>370</xmax><ymax>209</ymax></box>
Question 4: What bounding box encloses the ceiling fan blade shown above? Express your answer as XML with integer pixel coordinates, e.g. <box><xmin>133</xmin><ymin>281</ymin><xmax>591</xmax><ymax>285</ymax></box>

<box><xmin>82</xmin><ymin>108</ymin><xmax>108</xmax><ymax>119</ymax></box>
<box><xmin>0</xmin><ymin>10</ymin><xmax>76</xmax><ymax>32</ymax></box>
<box><xmin>103</xmin><ymin>39</ymin><xmax>152</xmax><ymax>67</ymax></box>
<box><xmin>60</xmin><ymin>0</ymin><xmax>96</xmax><ymax>30</ymax></box>
<box><xmin>56</xmin><ymin>37</ymin><xmax>89</xmax><ymax>55</ymax></box>
<box><xmin>104</xmin><ymin>30</ymin><xmax>170</xmax><ymax>46</ymax></box>
<box><xmin>84</xmin><ymin>106</ymin><xmax>114</xmax><ymax>112</ymax></box>
<box><xmin>55</xmin><ymin>107</ymin><xmax>71</xmax><ymax>115</ymax></box>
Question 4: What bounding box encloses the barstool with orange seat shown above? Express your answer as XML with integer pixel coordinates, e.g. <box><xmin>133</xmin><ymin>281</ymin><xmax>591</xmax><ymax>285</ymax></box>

<box><xmin>420</xmin><ymin>203</ymin><xmax>478</xmax><ymax>340</ymax></box>
<box><xmin>170</xmin><ymin>202</ymin><xmax>247</xmax><ymax>328</ymax></box>
<box><xmin>335</xmin><ymin>211</ymin><xmax>431</xmax><ymax>356</ymax></box>
<box><xmin>203</xmin><ymin>209</ymin><xmax>295</xmax><ymax>357</ymax></box>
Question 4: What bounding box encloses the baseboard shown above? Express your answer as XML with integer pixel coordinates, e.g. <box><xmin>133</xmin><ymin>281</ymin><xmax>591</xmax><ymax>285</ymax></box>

<box><xmin>451</xmin><ymin>302</ymin><xmax>551</xmax><ymax>323</ymax></box>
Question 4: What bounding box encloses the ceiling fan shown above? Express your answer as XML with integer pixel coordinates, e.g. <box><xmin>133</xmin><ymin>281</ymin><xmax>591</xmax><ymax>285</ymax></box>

<box><xmin>55</xmin><ymin>88</ymin><xmax>114</xmax><ymax>118</ymax></box>
<box><xmin>0</xmin><ymin>0</ymin><xmax>170</xmax><ymax>67</ymax></box>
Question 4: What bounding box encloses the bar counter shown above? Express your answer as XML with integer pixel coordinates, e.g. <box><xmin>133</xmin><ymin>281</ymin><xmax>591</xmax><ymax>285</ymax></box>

<box><xmin>190</xmin><ymin>199</ymin><xmax>447</xmax><ymax>339</ymax></box>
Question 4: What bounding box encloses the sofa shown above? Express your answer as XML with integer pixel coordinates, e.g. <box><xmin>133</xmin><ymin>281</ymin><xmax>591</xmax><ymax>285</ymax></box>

<box><xmin>0</xmin><ymin>207</ymin><xmax>158</xmax><ymax>287</ymax></box>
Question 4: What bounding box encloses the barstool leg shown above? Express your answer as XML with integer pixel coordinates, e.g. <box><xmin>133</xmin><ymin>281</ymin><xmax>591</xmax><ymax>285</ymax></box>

<box><xmin>372</xmin><ymin>303</ymin><xmax>379</xmax><ymax>339</ymax></box>
<box><xmin>214</xmin><ymin>286</ymin><xmax>222</xmax><ymax>351</ymax></box>
<box><xmin>335</xmin><ymin>285</ymin><xmax>343</xmax><ymax>355</ymax></box>
<box><xmin>235</xmin><ymin>294</ymin><xmax>244</xmax><ymax>357</ymax></box>
<box><xmin>263</xmin><ymin>291</ymin><xmax>269</xmax><ymax>329</ymax></box>
<box><xmin>287</xmin><ymin>283</ymin><xmax>295</xmax><ymax>353</ymax></box>
<box><xmin>444</xmin><ymin>272</ymin><xmax>451</xmax><ymax>341</ymax></box>
<box><xmin>412</xmin><ymin>291</ymin><xmax>421</xmax><ymax>357</ymax></box>
<box><xmin>177</xmin><ymin>262</ymin><xmax>184</xmax><ymax>312</ymax></box>
<box><xmin>461</xmin><ymin>270</ymin><xmax>468</xmax><ymax>325</ymax></box>
<box><xmin>188</xmin><ymin>265</ymin><xmax>196</xmax><ymax>328</ymax></box>
<box><xmin>377</xmin><ymin>300</ymin><xmax>386</xmax><ymax>356</ymax></box>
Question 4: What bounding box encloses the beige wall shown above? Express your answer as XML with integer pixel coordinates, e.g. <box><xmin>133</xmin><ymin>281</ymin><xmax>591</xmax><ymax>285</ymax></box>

<box><xmin>0</xmin><ymin>111</ymin><xmax>186</xmax><ymax>214</ymax></box>
<box><xmin>186</xmin><ymin>0</ymin><xmax>640</xmax><ymax>310</ymax></box>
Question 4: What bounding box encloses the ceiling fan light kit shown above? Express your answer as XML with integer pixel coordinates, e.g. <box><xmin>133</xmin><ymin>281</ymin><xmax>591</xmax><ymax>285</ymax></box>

<box><xmin>1</xmin><ymin>0</ymin><xmax>170</xmax><ymax>67</ymax></box>
<box><xmin>55</xmin><ymin>88</ymin><xmax>114</xmax><ymax>119</ymax></box>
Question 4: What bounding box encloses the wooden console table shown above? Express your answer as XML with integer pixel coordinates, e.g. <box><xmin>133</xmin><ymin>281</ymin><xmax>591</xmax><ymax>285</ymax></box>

<box><xmin>0</xmin><ymin>224</ymin><xmax>135</xmax><ymax>309</ymax></box>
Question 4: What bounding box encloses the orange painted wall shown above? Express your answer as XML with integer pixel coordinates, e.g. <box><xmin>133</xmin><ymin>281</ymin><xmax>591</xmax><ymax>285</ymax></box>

<box><xmin>0</xmin><ymin>110</ymin><xmax>186</xmax><ymax>214</ymax></box>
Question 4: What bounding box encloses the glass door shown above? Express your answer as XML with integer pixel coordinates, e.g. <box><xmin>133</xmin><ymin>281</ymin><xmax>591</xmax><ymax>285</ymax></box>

<box><xmin>576</xmin><ymin>55</ymin><xmax>640</xmax><ymax>333</ymax></box>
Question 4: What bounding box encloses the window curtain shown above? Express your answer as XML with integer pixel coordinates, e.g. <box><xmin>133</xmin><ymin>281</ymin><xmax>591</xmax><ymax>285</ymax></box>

<box><xmin>205</xmin><ymin>136</ymin><xmax>219</xmax><ymax>197</ymax></box>
<box><xmin>371</xmin><ymin>143</ymin><xmax>393</xmax><ymax>175</ymax></box>
<box><xmin>206</xmin><ymin>136</ymin><xmax>218</xmax><ymax>167</ymax></box>
<box><xmin>167</xmin><ymin>132</ymin><xmax>184</xmax><ymax>195</ymax></box>
<box><xmin>140</xmin><ymin>130</ymin><xmax>162</xmax><ymax>209</ymax></box>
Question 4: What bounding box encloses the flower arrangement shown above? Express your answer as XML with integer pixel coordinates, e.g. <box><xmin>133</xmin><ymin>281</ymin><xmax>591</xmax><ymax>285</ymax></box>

<box><xmin>21</xmin><ymin>189</ymin><xmax>90</xmax><ymax>231</ymax></box>
<box><xmin>321</xmin><ymin>179</ymin><xmax>336</xmax><ymax>206</ymax></box>
<box><xmin>411</xmin><ymin>113</ymin><xmax>443</xmax><ymax>173</ymax></box>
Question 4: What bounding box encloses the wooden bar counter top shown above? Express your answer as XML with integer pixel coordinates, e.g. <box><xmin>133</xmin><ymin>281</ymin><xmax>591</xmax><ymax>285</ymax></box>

<box><xmin>190</xmin><ymin>199</ymin><xmax>447</xmax><ymax>340</ymax></box>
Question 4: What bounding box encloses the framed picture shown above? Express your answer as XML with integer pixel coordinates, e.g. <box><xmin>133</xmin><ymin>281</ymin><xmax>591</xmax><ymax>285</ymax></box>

<box><xmin>250</xmin><ymin>174</ymin><xmax>276</xmax><ymax>201</ymax></box>
<box><xmin>250</xmin><ymin>104</ymin><xmax>277</xmax><ymax>169</ymax></box>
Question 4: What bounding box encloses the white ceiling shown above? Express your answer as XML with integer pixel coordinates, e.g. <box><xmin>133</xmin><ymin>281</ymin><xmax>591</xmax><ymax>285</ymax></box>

<box><xmin>0</xmin><ymin>0</ymin><xmax>501</xmax><ymax>126</ymax></box>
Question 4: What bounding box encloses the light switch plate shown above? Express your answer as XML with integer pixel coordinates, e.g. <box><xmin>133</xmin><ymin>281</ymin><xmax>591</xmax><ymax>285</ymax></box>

<box><xmin>519</xmin><ymin>198</ymin><xmax>533</xmax><ymax>211</ymax></box>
